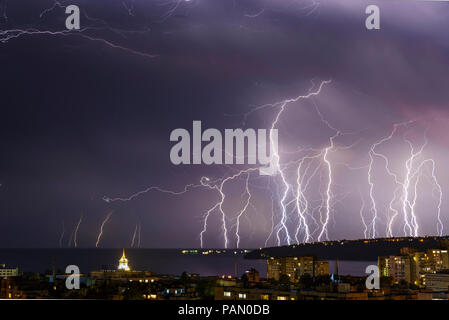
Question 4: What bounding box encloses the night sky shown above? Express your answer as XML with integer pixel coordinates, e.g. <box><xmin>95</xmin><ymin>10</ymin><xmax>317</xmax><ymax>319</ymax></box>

<box><xmin>1</xmin><ymin>0</ymin><xmax>449</xmax><ymax>248</ymax></box>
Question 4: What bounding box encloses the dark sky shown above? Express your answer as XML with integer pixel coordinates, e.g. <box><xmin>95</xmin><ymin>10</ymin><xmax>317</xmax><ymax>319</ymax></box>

<box><xmin>1</xmin><ymin>0</ymin><xmax>449</xmax><ymax>248</ymax></box>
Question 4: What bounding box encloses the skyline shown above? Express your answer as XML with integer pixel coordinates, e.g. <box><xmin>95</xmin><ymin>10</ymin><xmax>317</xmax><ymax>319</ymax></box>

<box><xmin>1</xmin><ymin>0</ymin><xmax>449</xmax><ymax>248</ymax></box>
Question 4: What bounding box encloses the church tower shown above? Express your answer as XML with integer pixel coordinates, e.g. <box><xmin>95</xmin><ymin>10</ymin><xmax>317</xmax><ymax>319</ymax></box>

<box><xmin>118</xmin><ymin>249</ymin><xmax>131</xmax><ymax>271</ymax></box>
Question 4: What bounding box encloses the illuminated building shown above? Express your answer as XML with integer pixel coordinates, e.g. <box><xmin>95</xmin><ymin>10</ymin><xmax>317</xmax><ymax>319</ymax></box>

<box><xmin>215</xmin><ymin>286</ymin><xmax>297</xmax><ymax>300</ymax></box>
<box><xmin>297</xmin><ymin>256</ymin><xmax>314</xmax><ymax>278</ymax></box>
<box><xmin>378</xmin><ymin>257</ymin><xmax>388</xmax><ymax>277</ymax></box>
<box><xmin>379</xmin><ymin>248</ymin><xmax>449</xmax><ymax>286</ymax></box>
<box><xmin>378</xmin><ymin>255</ymin><xmax>412</xmax><ymax>284</ymax></box>
<box><xmin>0</xmin><ymin>264</ymin><xmax>19</xmax><ymax>279</ymax></box>
<box><xmin>267</xmin><ymin>257</ymin><xmax>298</xmax><ymax>281</ymax></box>
<box><xmin>0</xmin><ymin>278</ymin><xmax>22</xmax><ymax>299</ymax></box>
<box><xmin>267</xmin><ymin>256</ymin><xmax>329</xmax><ymax>282</ymax></box>
<box><xmin>313</xmin><ymin>260</ymin><xmax>329</xmax><ymax>276</ymax></box>
<box><xmin>91</xmin><ymin>253</ymin><xmax>155</xmax><ymax>282</ymax></box>
<box><xmin>118</xmin><ymin>249</ymin><xmax>131</xmax><ymax>271</ymax></box>
<box><xmin>214</xmin><ymin>286</ymin><xmax>367</xmax><ymax>300</ymax></box>
<box><xmin>244</xmin><ymin>268</ymin><xmax>260</xmax><ymax>283</ymax></box>
<box><xmin>411</xmin><ymin>251</ymin><xmax>428</xmax><ymax>286</ymax></box>
<box><xmin>267</xmin><ymin>258</ymin><xmax>281</xmax><ymax>281</ymax></box>
<box><xmin>425</xmin><ymin>271</ymin><xmax>449</xmax><ymax>292</ymax></box>
<box><xmin>426</xmin><ymin>249</ymin><xmax>449</xmax><ymax>271</ymax></box>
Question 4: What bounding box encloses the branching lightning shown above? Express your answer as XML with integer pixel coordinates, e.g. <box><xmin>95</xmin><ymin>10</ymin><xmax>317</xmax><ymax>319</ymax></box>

<box><xmin>102</xmin><ymin>79</ymin><xmax>363</xmax><ymax>248</ymax></box>
<box><xmin>0</xmin><ymin>1</ymin><xmax>157</xmax><ymax>60</ymax></box>
<box><xmin>364</xmin><ymin>122</ymin><xmax>444</xmax><ymax>238</ymax></box>
<box><xmin>8</xmin><ymin>2</ymin><xmax>443</xmax><ymax>248</ymax></box>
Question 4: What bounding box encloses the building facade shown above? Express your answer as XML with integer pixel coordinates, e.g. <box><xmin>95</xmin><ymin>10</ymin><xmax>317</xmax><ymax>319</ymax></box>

<box><xmin>267</xmin><ymin>256</ymin><xmax>329</xmax><ymax>282</ymax></box>
<box><xmin>0</xmin><ymin>265</ymin><xmax>19</xmax><ymax>279</ymax></box>
<box><xmin>378</xmin><ymin>255</ymin><xmax>412</xmax><ymax>284</ymax></box>
<box><xmin>425</xmin><ymin>272</ymin><xmax>449</xmax><ymax>292</ymax></box>
<box><xmin>379</xmin><ymin>248</ymin><xmax>449</xmax><ymax>286</ymax></box>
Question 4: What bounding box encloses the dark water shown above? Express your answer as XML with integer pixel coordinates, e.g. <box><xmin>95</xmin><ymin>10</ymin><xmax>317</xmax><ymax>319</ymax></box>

<box><xmin>0</xmin><ymin>249</ymin><xmax>374</xmax><ymax>277</ymax></box>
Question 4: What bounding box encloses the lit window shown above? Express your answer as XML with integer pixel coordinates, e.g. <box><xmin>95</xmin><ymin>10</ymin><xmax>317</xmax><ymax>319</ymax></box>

<box><xmin>277</xmin><ymin>296</ymin><xmax>287</xmax><ymax>300</ymax></box>
<box><xmin>238</xmin><ymin>293</ymin><xmax>247</xmax><ymax>299</ymax></box>
<box><xmin>224</xmin><ymin>291</ymin><xmax>231</xmax><ymax>297</ymax></box>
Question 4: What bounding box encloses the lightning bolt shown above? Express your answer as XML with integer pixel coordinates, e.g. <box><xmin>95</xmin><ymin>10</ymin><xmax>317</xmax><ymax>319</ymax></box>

<box><xmin>100</xmin><ymin>79</ymin><xmax>446</xmax><ymax>248</ymax></box>
<box><xmin>358</xmin><ymin>190</ymin><xmax>368</xmax><ymax>239</ymax></box>
<box><xmin>0</xmin><ymin>1</ymin><xmax>158</xmax><ymax>60</ymax></box>
<box><xmin>59</xmin><ymin>220</ymin><xmax>65</xmax><ymax>248</ymax></box>
<box><xmin>366</xmin><ymin>121</ymin><xmax>411</xmax><ymax>238</ymax></box>
<box><xmin>131</xmin><ymin>222</ymin><xmax>139</xmax><ymax>247</ymax></box>
<box><xmin>317</xmin><ymin>132</ymin><xmax>338</xmax><ymax>242</ymax></box>
<box><xmin>103</xmin><ymin>183</ymin><xmax>204</xmax><ymax>203</ymax></box>
<box><xmin>73</xmin><ymin>214</ymin><xmax>83</xmax><ymax>248</ymax></box>
<box><xmin>130</xmin><ymin>221</ymin><xmax>142</xmax><ymax>248</ymax></box>
<box><xmin>0</xmin><ymin>28</ymin><xmax>158</xmax><ymax>59</ymax></box>
<box><xmin>96</xmin><ymin>211</ymin><xmax>113</xmax><ymax>248</ymax></box>
<box><xmin>102</xmin><ymin>79</ymin><xmax>349</xmax><ymax>248</ymax></box>
<box><xmin>429</xmin><ymin>159</ymin><xmax>444</xmax><ymax>236</ymax></box>
<box><xmin>259</xmin><ymin>80</ymin><xmax>333</xmax><ymax>245</ymax></box>
<box><xmin>199</xmin><ymin>168</ymin><xmax>258</xmax><ymax>248</ymax></box>
<box><xmin>365</xmin><ymin>121</ymin><xmax>444</xmax><ymax>238</ymax></box>
<box><xmin>235</xmin><ymin>173</ymin><xmax>252</xmax><ymax>248</ymax></box>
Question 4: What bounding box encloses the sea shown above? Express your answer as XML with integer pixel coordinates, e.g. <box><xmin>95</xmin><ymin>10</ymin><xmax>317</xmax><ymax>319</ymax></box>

<box><xmin>0</xmin><ymin>249</ymin><xmax>375</xmax><ymax>278</ymax></box>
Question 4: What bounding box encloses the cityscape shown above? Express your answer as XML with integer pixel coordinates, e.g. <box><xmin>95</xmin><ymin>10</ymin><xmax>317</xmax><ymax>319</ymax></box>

<box><xmin>3</xmin><ymin>236</ymin><xmax>449</xmax><ymax>300</ymax></box>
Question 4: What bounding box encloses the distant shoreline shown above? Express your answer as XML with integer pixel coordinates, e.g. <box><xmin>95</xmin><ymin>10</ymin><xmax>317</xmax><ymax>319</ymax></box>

<box><xmin>245</xmin><ymin>236</ymin><xmax>449</xmax><ymax>261</ymax></box>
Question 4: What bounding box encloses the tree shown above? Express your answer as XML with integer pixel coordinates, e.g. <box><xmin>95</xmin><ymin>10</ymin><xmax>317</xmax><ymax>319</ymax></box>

<box><xmin>279</xmin><ymin>274</ymin><xmax>291</xmax><ymax>285</ymax></box>
<box><xmin>241</xmin><ymin>273</ymin><xmax>249</xmax><ymax>288</ymax></box>
<box><xmin>380</xmin><ymin>276</ymin><xmax>392</xmax><ymax>288</ymax></box>
<box><xmin>299</xmin><ymin>274</ymin><xmax>313</xmax><ymax>289</ymax></box>
<box><xmin>180</xmin><ymin>272</ymin><xmax>189</xmax><ymax>285</ymax></box>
